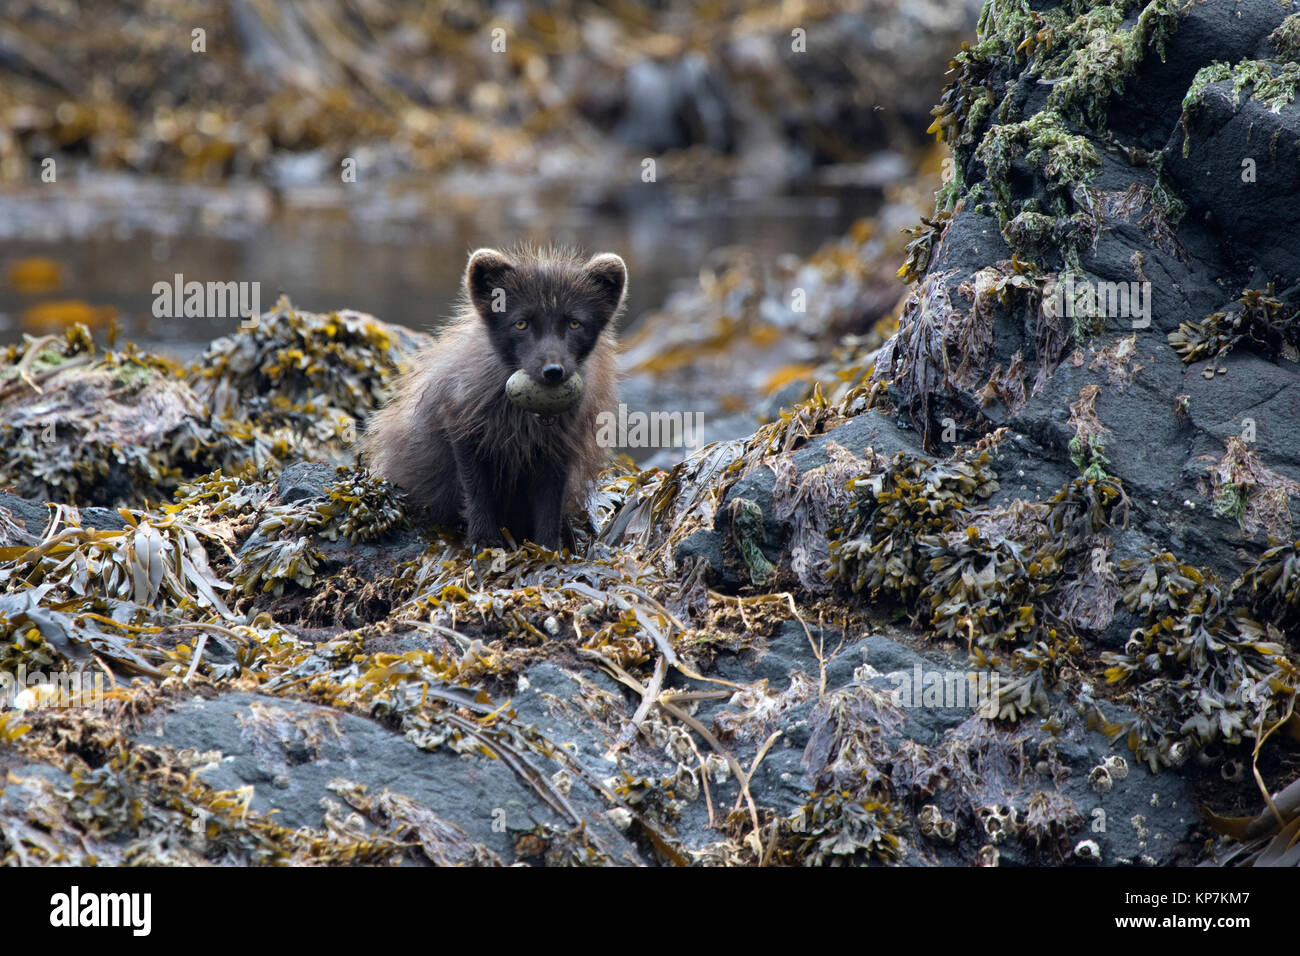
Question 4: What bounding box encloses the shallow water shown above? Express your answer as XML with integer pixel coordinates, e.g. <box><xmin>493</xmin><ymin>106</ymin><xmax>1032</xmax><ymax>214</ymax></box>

<box><xmin>0</xmin><ymin>172</ymin><xmax>885</xmax><ymax>360</ymax></box>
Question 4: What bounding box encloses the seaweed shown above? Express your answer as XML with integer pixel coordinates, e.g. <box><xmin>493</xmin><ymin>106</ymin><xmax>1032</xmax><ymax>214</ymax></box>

<box><xmin>1240</xmin><ymin>539</ymin><xmax>1300</xmax><ymax>637</ymax></box>
<box><xmin>1101</xmin><ymin>552</ymin><xmax>1297</xmax><ymax>770</ymax></box>
<box><xmin>0</xmin><ymin>327</ymin><xmax>246</xmax><ymax>507</ymax></box>
<box><xmin>1168</xmin><ymin>287</ymin><xmax>1299</xmax><ymax>366</ymax></box>
<box><xmin>1198</xmin><ymin>437</ymin><xmax>1300</xmax><ymax>540</ymax></box>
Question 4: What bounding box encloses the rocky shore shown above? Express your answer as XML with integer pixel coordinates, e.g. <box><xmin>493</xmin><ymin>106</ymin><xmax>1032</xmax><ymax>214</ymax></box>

<box><xmin>2</xmin><ymin>0</ymin><xmax>1299</xmax><ymax>866</ymax></box>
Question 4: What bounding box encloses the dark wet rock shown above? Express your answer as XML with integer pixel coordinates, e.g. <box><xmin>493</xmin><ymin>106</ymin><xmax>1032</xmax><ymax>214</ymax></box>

<box><xmin>1166</xmin><ymin>76</ymin><xmax>1300</xmax><ymax>282</ymax></box>
<box><xmin>0</xmin><ymin>493</ymin><xmax>48</xmax><ymax>542</ymax></box>
<box><xmin>132</xmin><ymin>691</ymin><xmax>637</xmax><ymax>862</ymax></box>
<box><xmin>275</xmin><ymin>461</ymin><xmax>337</xmax><ymax>504</ymax></box>
<box><xmin>871</xmin><ymin>0</ymin><xmax>1300</xmax><ymax>585</ymax></box>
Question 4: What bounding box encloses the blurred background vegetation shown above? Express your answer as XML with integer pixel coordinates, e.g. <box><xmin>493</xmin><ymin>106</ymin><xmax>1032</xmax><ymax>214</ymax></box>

<box><xmin>0</xmin><ymin>0</ymin><xmax>977</xmax><ymax>357</ymax></box>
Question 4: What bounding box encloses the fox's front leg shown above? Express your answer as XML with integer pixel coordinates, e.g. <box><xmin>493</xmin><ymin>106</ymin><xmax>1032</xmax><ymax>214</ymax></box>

<box><xmin>452</xmin><ymin>439</ymin><xmax>504</xmax><ymax>548</ymax></box>
<box><xmin>530</xmin><ymin>462</ymin><xmax>569</xmax><ymax>550</ymax></box>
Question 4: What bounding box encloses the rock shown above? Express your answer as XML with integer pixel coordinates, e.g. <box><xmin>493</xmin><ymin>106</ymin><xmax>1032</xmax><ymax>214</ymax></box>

<box><xmin>505</xmin><ymin>369</ymin><xmax>585</xmax><ymax>415</ymax></box>
<box><xmin>275</xmin><ymin>461</ymin><xmax>337</xmax><ymax>504</ymax></box>
<box><xmin>131</xmin><ymin>691</ymin><xmax>640</xmax><ymax>861</ymax></box>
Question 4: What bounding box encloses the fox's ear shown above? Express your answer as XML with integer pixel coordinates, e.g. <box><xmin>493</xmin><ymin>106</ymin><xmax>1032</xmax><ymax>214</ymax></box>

<box><xmin>466</xmin><ymin>248</ymin><xmax>515</xmax><ymax>319</ymax></box>
<box><xmin>583</xmin><ymin>253</ymin><xmax>627</xmax><ymax>320</ymax></box>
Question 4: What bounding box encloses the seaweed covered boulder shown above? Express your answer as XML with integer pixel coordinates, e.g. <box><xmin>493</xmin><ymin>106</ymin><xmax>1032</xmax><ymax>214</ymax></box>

<box><xmin>0</xmin><ymin>326</ymin><xmax>242</xmax><ymax>507</ymax></box>
<box><xmin>879</xmin><ymin>0</ymin><xmax>1300</xmax><ymax>584</ymax></box>
<box><xmin>595</xmin><ymin>0</ymin><xmax>1300</xmax><ymax>859</ymax></box>
<box><xmin>0</xmin><ymin>299</ymin><xmax>425</xmax><ymax>509</ymax></box>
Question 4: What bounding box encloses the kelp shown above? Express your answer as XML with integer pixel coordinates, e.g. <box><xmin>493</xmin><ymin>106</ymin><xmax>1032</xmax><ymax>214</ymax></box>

<box><xmin>188</xmin><ymin>296</ymin><xmax>423</xmax><ymax>466</ymax></box>
<box><xmin>1240</xmin><ymin>539</ymin><xmax>1300</xmax><ymax>637</ymax></box>
<box><xmin>0</xmin><ymin>302</ymin><xmax>421</xmax><ymax>510</ymax></box>
<box><xmin>0</xmin><ymin>510</ymin><xmax>234</xmax><ymax>618</ymax></box>
<box><xmin>830</xmin><ymin>451</ymin><xmax>1001</xmax><ymax>603</ymax></box>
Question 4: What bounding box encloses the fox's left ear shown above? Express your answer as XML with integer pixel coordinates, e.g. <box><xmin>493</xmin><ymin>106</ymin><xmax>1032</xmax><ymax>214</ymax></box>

<box><xmin>583</xmin><ymin>253</ymin><xmax>627</xmax><ymax>321</ymax></box>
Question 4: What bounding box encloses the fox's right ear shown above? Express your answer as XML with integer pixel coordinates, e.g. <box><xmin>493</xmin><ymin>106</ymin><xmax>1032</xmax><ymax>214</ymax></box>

<box><xmin>466</xmin><ymin>248</ymin><xmax>514</xmax><ymax>319</ymax></box>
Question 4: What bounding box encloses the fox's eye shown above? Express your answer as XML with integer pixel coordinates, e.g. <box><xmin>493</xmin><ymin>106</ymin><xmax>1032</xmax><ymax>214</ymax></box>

<box><xmin>514</xmin><ymin>319</ymin><xmax>528</xmax><ymax>330</ymax></box>
<box><xmin>568</xmin><ymin>320</ymin><xmax>581</xmax><ymax>330</ymax></box>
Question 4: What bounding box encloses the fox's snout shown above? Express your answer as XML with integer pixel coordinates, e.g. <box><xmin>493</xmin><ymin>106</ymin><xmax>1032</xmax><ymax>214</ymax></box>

<box><xmin>522</xmin><ymin>338</ymin><xmax>575</xmax><ymax>385</ymax></box>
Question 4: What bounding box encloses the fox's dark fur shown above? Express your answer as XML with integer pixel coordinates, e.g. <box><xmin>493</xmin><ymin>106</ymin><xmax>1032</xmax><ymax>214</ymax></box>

<box><xmin>361</xmin><ymin>245</ymin><xmax>624</xmax><ymax>549</ymax></box>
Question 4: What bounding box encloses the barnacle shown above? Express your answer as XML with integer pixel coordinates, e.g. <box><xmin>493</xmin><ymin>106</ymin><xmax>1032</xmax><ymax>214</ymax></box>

<box><xmin>1023</xmin><ymin>790</ymin><xmax>1084</xmax><ymax>855</ymax></box>
<box><xmin>918</xmin><ymin>804</ymin><xmax>958</xmax><ymax>844</ymax></box>
<box><xmin>976</xmin><ymin>804</ymin><xmax>1017</xmax><ymax>845</ymax></box>
<box><xmin>1103</xmin><ymin>754</ymin><xmax>1129</xmax><ymax>780</ymax></box>
<box><xmin>1089</xmin><ymin>764</ymin><xmax>1114</xmax><ymax>794</ymax></box>
<box><xmin>1074</xmin><ymin>838</ymin><xmax>1102</xmax><ymax>862</ymax></box>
